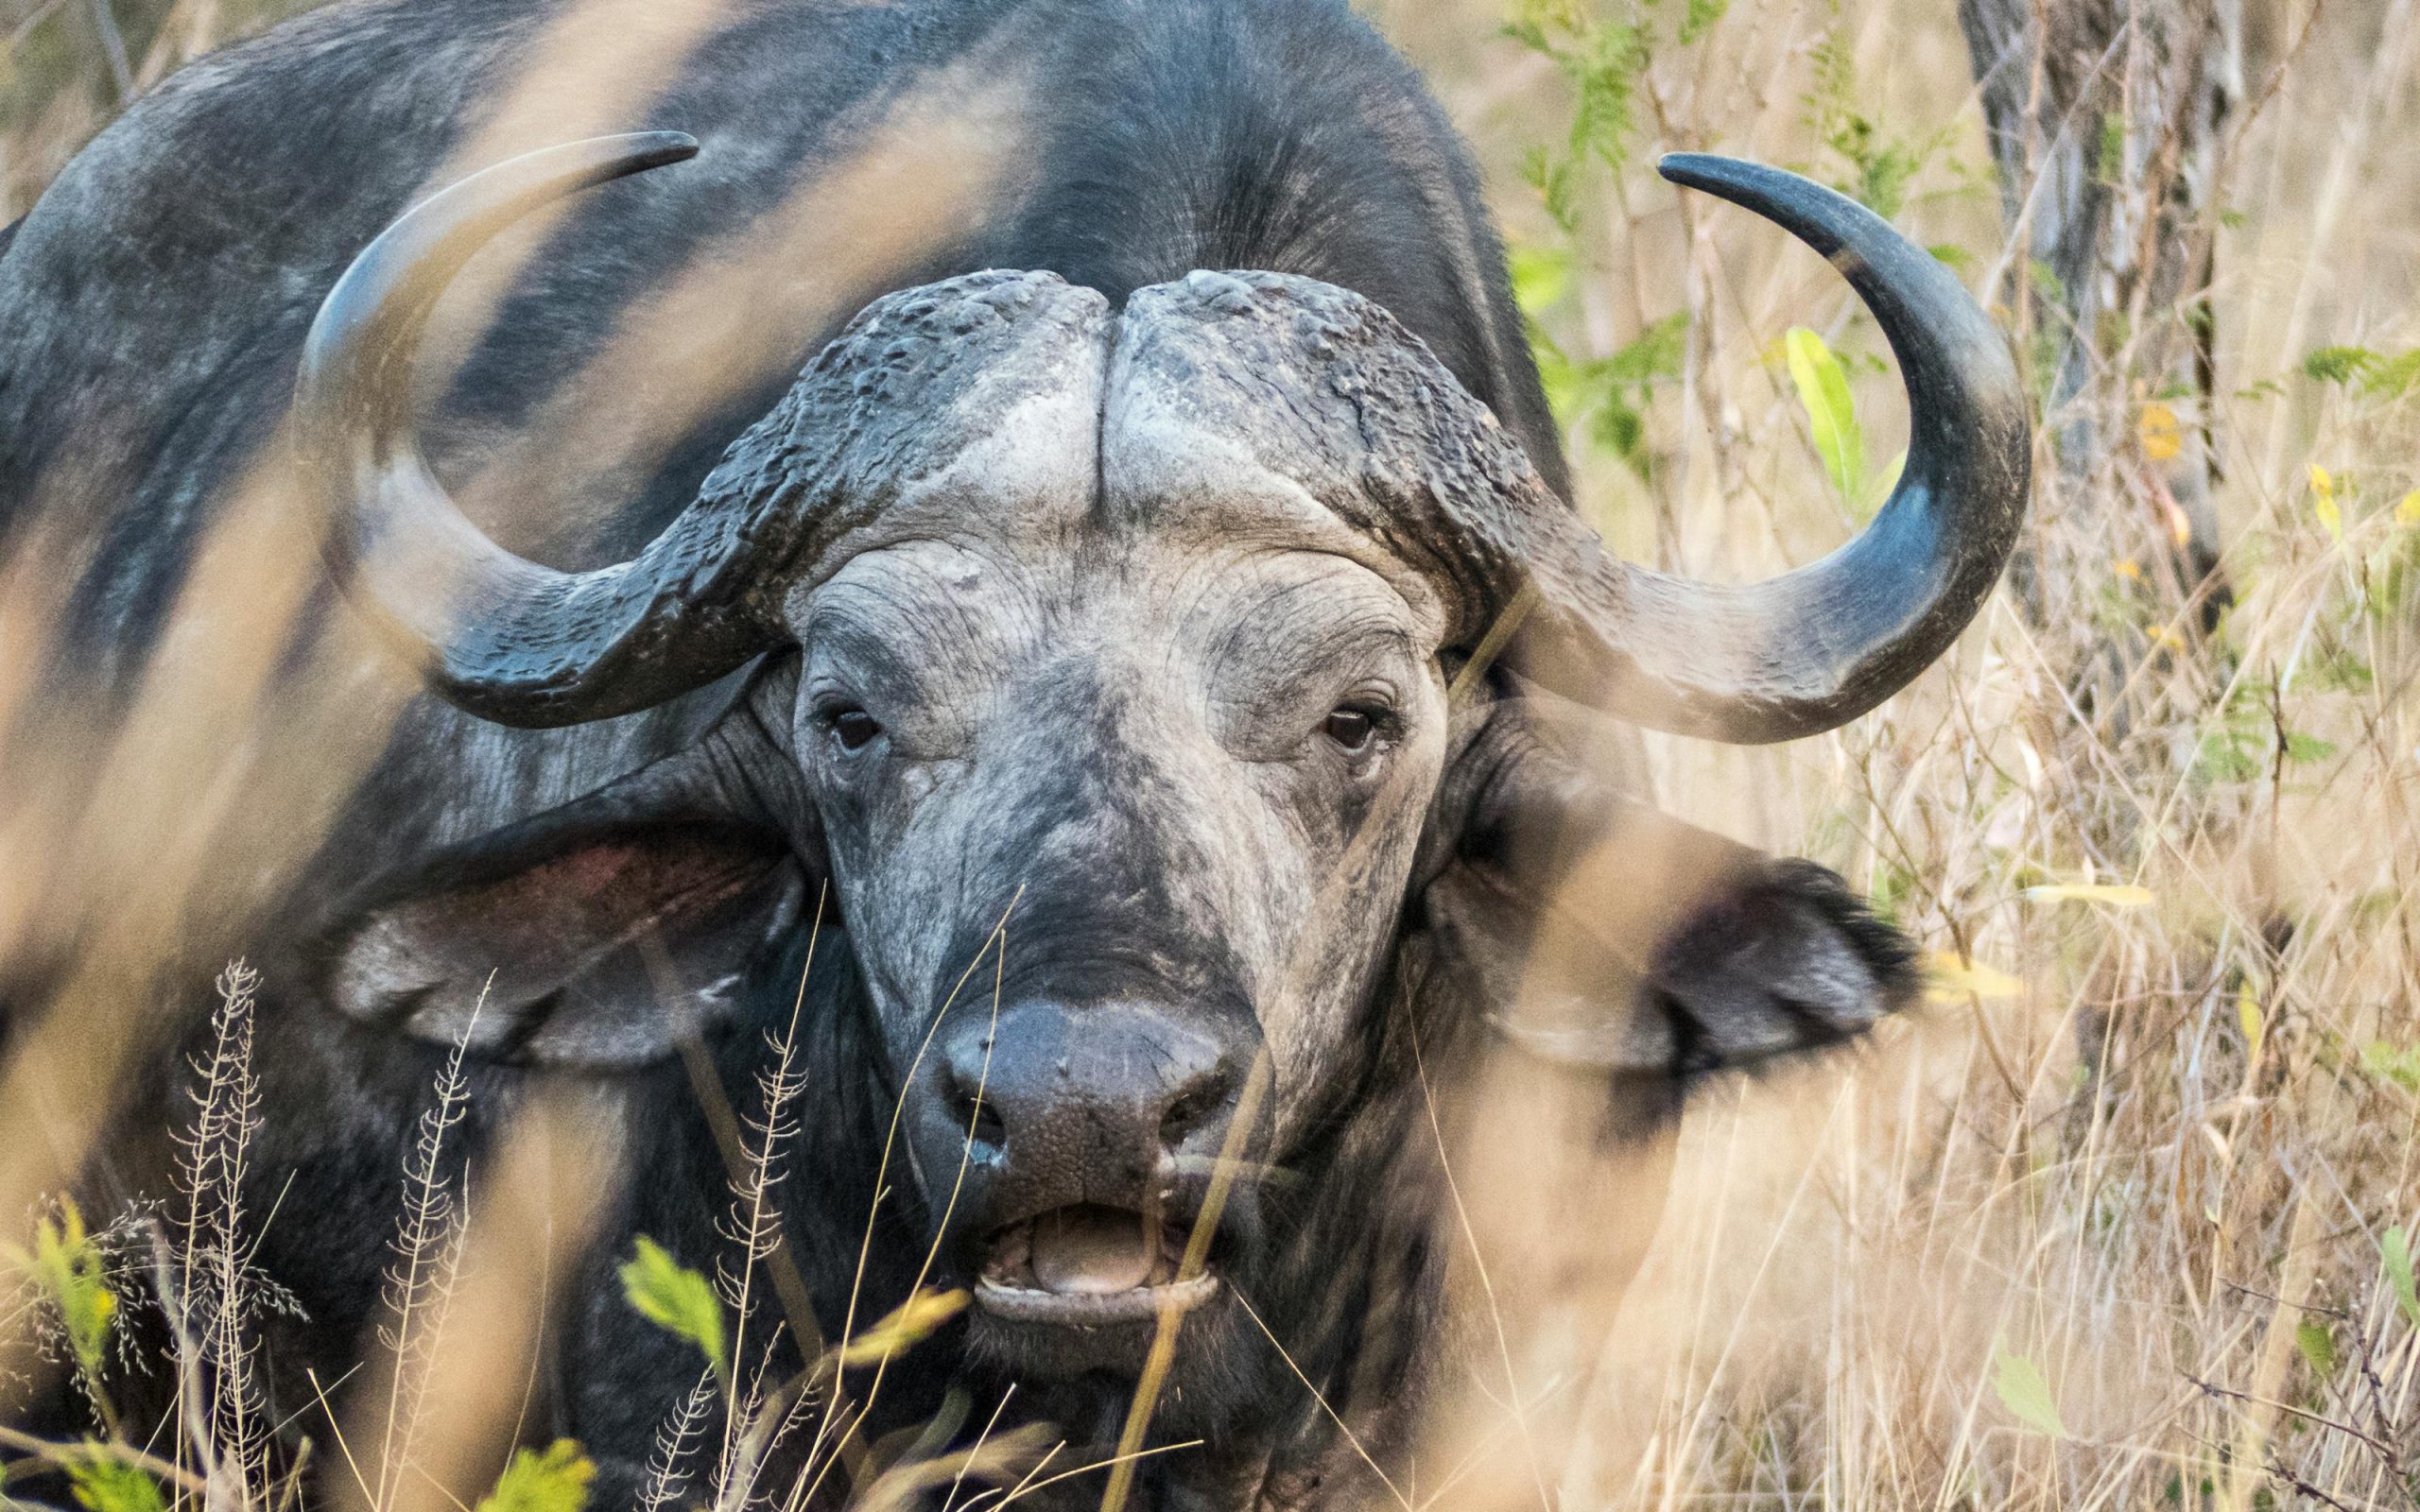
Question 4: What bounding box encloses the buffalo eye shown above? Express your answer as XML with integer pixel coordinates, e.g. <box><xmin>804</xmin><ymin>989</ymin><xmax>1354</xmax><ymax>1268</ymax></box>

<box><xmin>827</xmin><ymin>706</ymin><xmax>882</xmax><ymax>752</ymax></box>
<box><xmin>1323</xmin><ymin>706</ymin><xmax>1384</xmax><ymax>754</ymax></box>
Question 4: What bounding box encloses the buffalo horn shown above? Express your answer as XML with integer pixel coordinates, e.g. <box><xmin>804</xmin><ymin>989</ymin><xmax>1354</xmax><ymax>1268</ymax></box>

<box><xmin>293</xmin><ymin>132</ymin><xmax>790</xmax><ymax>727</ymax></box>
<box><xmin>1509</xmin><ymin>155</ymin><xmax>2031</xmax><ymax>740</ymax></box>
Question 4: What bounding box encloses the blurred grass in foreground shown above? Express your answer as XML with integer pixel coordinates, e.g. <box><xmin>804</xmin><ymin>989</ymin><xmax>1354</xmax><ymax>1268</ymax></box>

<box><xmin>9</xmin><ymin>0</ymin><xmax>2420</xmax><ymax>1505</ymax></box>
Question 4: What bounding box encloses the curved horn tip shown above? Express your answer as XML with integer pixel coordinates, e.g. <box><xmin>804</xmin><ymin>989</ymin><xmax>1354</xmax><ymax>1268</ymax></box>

<box><xmin>1655</xmin><ymin>153</ymin><xmax>1849</xmax><ymax>220</ymax></box>
<box><xmin>615</xmin><ymin>129</ymin><xmax>703</xmax><ymax>171</ymax></box>
<box><xmin>1546</xmin><ymin>151</ymin><xmax>2030</xmax><ymax>743</ymax></box>
<box><xmin>1655</xmin><ymin>151</ymin><xmax>1751</xmax><ymax>191</ymax></box>
<box><xmin>1655</xmin><ymin>150</ymin><xmax>1708</xmax><ymax>180</ymax></box>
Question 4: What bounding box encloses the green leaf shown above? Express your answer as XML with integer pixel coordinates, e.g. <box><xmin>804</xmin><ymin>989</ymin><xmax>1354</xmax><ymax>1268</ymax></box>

<box><xmin>1867</xmin><ymin>449</ymin><xmax>1908</xmax><ymax>521</ymax></box>
<box><xmin>2282</xmin><ymin>732</ymin><xmax>2338</xmax><ymax>765</ymax></box>
<box><xmin>1992</xmin><ymin>1340</ymin><xmax>2068</xmax><ymax>1439</ymax></box>
<box><xmin>1509</xmin><ymin>243</ymin><xmax>1574</xmax><ymax>319</ymax></box>
<box><xmin>7</xmin><ymin>1199</ymin><xmax>117</xmax><ymax>1382</ymax></box>
<box><xmin>1588</xmin><ymin>397</ymin><xmax>1646</xmax><ymax>463</ymax></box>
<box><xmin>2360</xmin><ymin>1041</ymin><xmax>2420</xmax><ymax>1093</ymax></box>
<box><xmin>64</xmin><ymin>1454</ymin><xmax>164</xmax><ymax>1512</ymax></box>
<box><xmin>2310</xmin><ymin>464</ymin><xmax>2343</xmax><ymax>542</ymax></box>
<box><xmin>1786</xmin><ymin>327</ymin><xmax>1863</xmax><ymax>505</ymax></box>
<box><xmin>2237</xmin><ymin>985</ymin><xmax>2265</xmax><ymax>1060</ymax></box>
<box><xmin>1850</xmin><ymin>133</ymin><xmax>1919</xmax><ymax>219</ymax></box>
<box><xmin>619</xmin><ymin>1237</ymin><xmax>726</xmax><ymax>1382</ymax></box>
<box><xmin>475</xmin><ymin>1441</ymin><xmax>595</xmax><ymax>1512</ymax></box>
<box><xmin>1923</xmin><ymin>952</ymin><xmax>2024</xmax><ymax>1004</ymax></box>
<box><xmin>1678</xmin><ymin>0</ymin><xmax>1729</xmax><ymax>45</ymax></box>
<box><xmin>1535</xmin><ymin>312</ymin><xmax>1689</xmax><ymax>475</ymax></box>
<box><xmin>2382</xmin><ymin>1228</ymin><xmax>2420</xmax><ymax>1329</ymax></box>
<box><xmin>836</xmin><ymin>1287</ymin><xmax>970</xmax><ymax>1368</ymax></box>
<box><xmin>1529</xmin><ymin>329</ymin><xmax>1583</xmax><ymax>427</ymax></box>
<box><xmin>2302</xmin><ymin>346</ymin><xmax>2382</xmax><ymax>385</ymax></box>
<box><xmin>1800</xmin><ymin>29</ymin><xmax>1932</xmax><ymax>220</ymax></box>
<box><xmin>1599</xmin><ymin>311</ymin><xmax>1689</xmax><ymax>386</ymax></box>
<box><xmin>1516</xmin><ymin>141</ymin><xmax>1551</xmax><ymax>192</ymax></box>
<box><xmin>1517</xmin><ymin>146</ymin><xmax>1582</xmax><ymax>234</ymax></box>
<box><xmin>2191</xmin><ymin>729</ymin><xmax>2263</xmax><ymax>785</ymax></box>
<box><xmin>2364</xmin><ymin>350</ymin><xmax>2420</xmax><ymax>398</ymax></box>
<box><xmin>2027</xmin><ymin>259</ymin><xmax>2068</xmax><ymax>306</ymax></box>
<box><xmin>1501</xmin><ymin>17</ymin><xmax>1552</xmax><ymax>54</ymax></box>
<box><xmin>1563</xmin><ymin>22</ymin><xmax>1647</xmax><ymax>174</ymax></box>
<box><xmin>2296</xmin><ymin>1319</ymin><xmax>2338</xmax><ymax>1378</ymax></box>
<box><xmin>2096</xmin><ymin>113</ymin><xmax>2126</xmax><ymax>182</ymax></box>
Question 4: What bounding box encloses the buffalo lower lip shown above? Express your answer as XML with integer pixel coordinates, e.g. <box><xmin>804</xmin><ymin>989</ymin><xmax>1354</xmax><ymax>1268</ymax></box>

<box><xmin>975</xmin><ymin>1203</ymin><xmax>1219</xmax><ymax>1324</ymax></box>
<box><xmin>974</xmin><ymin>1271</ymin><xmax>1220</xmax><ymax>1325</ymax></box>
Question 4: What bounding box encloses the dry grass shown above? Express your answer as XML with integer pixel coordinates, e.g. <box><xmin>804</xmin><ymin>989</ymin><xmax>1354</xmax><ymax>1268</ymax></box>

<box><xmin>8</xmin><ymin>0</ymin><xmax>2420</xmax><ymax>1506</ymax></box>
<box><xmin>1375</xmin><ymin>0</ymin><xmax>2420</xmax><ymax>1505</ymax></box>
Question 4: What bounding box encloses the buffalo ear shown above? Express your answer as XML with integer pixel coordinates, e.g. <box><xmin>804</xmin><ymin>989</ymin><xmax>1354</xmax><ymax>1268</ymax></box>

<box><xmin>322</xmin><ymin>742</ymin><xmax>810</xmax><ymax>1071</ymax></box>
<box><xmin>1419</xmin><ymin>697</ymin><xmax>1918</xmax><ymax>1110</ymax></box>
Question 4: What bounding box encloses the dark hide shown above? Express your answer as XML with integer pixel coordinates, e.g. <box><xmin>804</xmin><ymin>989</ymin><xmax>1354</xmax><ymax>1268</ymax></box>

<box><xmin>0</xmin><ymin>3</ymin><xmax>1923</xmax><ymax>1508</ymax></box>
<box><xmin>19</xmin><ymin>684</ymin><xmax>1917</xmax><ymax>1509</ymax></box>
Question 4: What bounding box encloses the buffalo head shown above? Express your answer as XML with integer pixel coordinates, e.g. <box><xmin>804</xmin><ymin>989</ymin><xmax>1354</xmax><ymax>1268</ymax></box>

<box><xmin>297</xmin><ymin>135</ymin><xmax>2025</xmax><ymax>1381</ymax></box>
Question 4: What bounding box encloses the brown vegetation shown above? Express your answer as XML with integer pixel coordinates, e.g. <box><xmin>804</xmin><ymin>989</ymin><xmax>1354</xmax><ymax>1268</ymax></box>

<box><xmin>8</xmin><ymin>0</ymin><xmax>2420</xmax><ymax>1504</ymax></box>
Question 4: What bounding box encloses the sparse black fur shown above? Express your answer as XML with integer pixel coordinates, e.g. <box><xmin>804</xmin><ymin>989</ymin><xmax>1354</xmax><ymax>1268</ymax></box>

<box><xmin>0</xmin><ymin>4</ymin><xmax>1919</xmax><ymax>1508</ymax></box>
<box><xmin>1649</xmin><ymin>858</ymin><xmax>1923</xmax><ymax>1082</ymax></box>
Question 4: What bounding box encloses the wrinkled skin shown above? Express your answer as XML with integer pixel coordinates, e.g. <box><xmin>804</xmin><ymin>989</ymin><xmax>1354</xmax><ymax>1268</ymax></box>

<box><xmin>0</xmin><ymin>2</ymin><xmax>1958</xmax><ymax>1505</ymax></box>
<box><xmin>786</xmin><ymin>284</ymin><xmax>1450</xmax><ymax>1140</ymax></box>
<box><xmin>301</xmin><ymin>274</ymin><xmax>1922</xmax><ymax>1505</ymax></box>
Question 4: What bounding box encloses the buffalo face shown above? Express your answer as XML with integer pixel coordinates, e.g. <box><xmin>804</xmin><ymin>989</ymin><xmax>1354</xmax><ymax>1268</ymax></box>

<box><xmin>648</xmin><ymin>270</ymin><xmax>1463</xmax><ymax>1368</ymax></box>
<box><xmin>301</xmin><ymin>138</ymin><xmax>2020</xmax><ymax>1385</ymax></box>
<box><xmin>801</xmin><ymin>540</ymin><xmax>1450</xmax><ymax>1354</ymax></box>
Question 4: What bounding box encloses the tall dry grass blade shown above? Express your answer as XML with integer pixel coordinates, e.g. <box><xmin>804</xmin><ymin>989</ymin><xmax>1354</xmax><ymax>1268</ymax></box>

<box><xmin>339</xmin><ymin>1052</ymin><xmax>618</xmax><ymax>1512</ymax></box>
<box><xmin>366</xmin><ymin>984</ymin><xmax>485</xmax><ymax>1512</ymax></box>
<box><xmin>1098</xmin><ymin>1049</ymin><xmax>1271</xmax><ymax>1512</ymax></box>
<box><xmin>636</xmin><ymin>1367</ymin><xmax>717</xmax><ymax>1512</ymax></box>
<box><xmin>171</xmin><ymin>959</ymin><xmax>269</xmax><ymax>1511</ymax></box>
<box><xmin>710</xmin><ymin>904</ymin><xmax>825</xmax><ymax>1499</ymax></box>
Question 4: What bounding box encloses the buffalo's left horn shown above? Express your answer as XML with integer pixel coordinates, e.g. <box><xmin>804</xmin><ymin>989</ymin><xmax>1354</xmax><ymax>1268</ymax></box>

<box><xmin>294</xmin><ymin>132</ymin><xmax>786</xmax><ymax>727</ymax></box>
<box><xmin>1506</xmin><ymin>156</ymin><xmax>2031</xmax><ymax>740</ymax></box>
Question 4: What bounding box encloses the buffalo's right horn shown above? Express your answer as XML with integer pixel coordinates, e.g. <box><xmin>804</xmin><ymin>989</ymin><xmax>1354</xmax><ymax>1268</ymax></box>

<box><xmin>1110</xmin><ymin>159</ymin><xmax>2029</xmax><ymax>745</ymax></box>
<box><xmin>1499</xmin><ymin>155</ymin><xmax>2033</xmax><ymax>741</ymax></box>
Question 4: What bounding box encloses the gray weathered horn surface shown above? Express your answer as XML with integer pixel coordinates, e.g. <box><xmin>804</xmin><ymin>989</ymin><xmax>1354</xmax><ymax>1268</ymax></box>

<box><xmin>1114</xmin><ymin>160</ymin><xmax>2028</xmax><ymax>744</ymax></box>
<box><xmin>296</xmin><ymin>135</ymin><xmax>1110</xmax><ymax>728</ymax></box>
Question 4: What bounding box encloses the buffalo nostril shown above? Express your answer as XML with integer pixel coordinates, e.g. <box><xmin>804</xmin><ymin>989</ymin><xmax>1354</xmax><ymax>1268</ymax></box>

<box><xmin>945</xmin><ymin>1077</ymin><xmax>1008</xmax><ymax>1154</ymax></box>
<box><xmin>1157</xmin><ymin>1073</ymin><xmax>1232</xmax><ymax>1148</ymax></box>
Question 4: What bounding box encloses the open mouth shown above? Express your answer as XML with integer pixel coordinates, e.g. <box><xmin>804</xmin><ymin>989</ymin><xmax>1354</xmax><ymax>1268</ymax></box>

<box><xmin>974</xmin><ymin>1204</ymin><xmax>1220</xmax><ymax>1326</ymax></box>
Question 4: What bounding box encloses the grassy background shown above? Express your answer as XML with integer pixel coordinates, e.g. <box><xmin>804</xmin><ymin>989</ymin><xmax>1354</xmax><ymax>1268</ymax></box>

<box><xmin>8</xmin><ymin>0</ymin><xmax>2420</xmax><ymax>1505</ymax></box>
<box><xmin>1378</xmin><ymin>1</ymin><xmax>2420</xmax><ymax>1505</ymax></box>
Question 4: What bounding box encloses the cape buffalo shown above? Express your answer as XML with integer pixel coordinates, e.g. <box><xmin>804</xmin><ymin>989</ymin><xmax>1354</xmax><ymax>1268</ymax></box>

<box><xmin>0</xmin><ymin>0</ymin><xmax>2026</xmax><ymax>1505</ymax></box>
